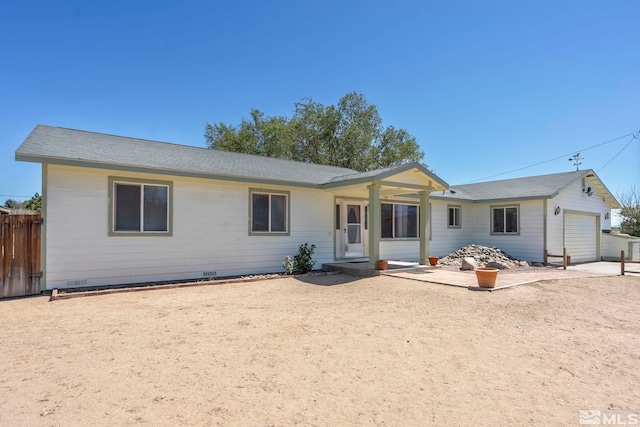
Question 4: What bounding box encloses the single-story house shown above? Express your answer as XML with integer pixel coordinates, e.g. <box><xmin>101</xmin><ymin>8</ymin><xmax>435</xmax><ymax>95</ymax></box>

<box><xmin>0</xmin><ymin>206</ymin><xmax>10</xmax><ymax>215</ymax></box>
<box><xmin>15</xmin><ymin>125</ymin><xmax>621</xmax><ymax>290</ymax></box>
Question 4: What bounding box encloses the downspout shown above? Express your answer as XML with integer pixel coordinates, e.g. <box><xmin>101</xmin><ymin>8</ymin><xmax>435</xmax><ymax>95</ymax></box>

<box><xmin>543</xmin><ymin>199</ymin><xmax>547</xmax><ymax>264</ymax></box>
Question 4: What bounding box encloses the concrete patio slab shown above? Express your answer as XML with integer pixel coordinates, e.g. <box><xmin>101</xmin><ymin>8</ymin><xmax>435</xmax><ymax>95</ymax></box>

<box><xmin>383</xmin><ymin>267</ymin><xmax>614</xmax><ymax>290</ymax></box>
<box><xmin>324</xmin><ymin>260</ymin><xmax>631</xmax><ymax>291</ymax></box>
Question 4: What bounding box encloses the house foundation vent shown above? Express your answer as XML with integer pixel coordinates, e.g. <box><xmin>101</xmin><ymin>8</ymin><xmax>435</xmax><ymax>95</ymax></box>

<box><xmin>66</xmin><ymin>279</ymin><xmax>88</xmax><ymax>287</ymax></box>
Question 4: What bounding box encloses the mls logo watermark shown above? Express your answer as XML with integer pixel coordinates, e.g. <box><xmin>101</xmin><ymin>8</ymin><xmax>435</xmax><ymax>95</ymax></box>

<box><xmin>580</xmin><ymin>410</ymin><xmax>638</xmax><ymax>425</ymax></box>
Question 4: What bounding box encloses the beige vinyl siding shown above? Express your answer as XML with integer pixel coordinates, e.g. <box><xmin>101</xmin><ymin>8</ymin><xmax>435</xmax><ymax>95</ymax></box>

<box><xmin>471</xmin><ymin>200</ymin><xmax>545</xmax><ymax>262</ymax></box>
<box><xmin>45</xmin><ymin>165</ymin><xmax>334</xmax><ymax>289</ymax></box>
<box><xmin>379</xmin><ymin>240</ymin><xmax>419</xmax><ymax>261</ymax></box>
<box><xmin>429</xmin><ymin>200</ymin><xmax>472</xmax><ymax>257</ymax></box>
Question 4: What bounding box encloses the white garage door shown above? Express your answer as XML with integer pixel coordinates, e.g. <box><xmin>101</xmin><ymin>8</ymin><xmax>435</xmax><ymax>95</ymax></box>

<box><xmin>565</xmin><ymin>213</ymin><xmax>597</xmax><ymax>263</ymax></box>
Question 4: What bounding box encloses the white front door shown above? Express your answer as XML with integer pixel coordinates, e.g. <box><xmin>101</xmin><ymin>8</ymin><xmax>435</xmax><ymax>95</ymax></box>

<box><xmin>344</xmin><ymin>202</ymin><xmax>364</xmax><ymax>257</ymax></box>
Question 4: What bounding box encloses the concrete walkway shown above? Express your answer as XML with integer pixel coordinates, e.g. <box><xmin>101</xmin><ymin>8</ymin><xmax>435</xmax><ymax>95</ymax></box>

<box><xmin>324</xmin><ymin>261</ymin><xmax>638</xmax><ymax>291</ymax></box>
<box><xmin>565</xmin><ymin>261</ymin><xmax>640</xmax><ymax>275</ymax></box>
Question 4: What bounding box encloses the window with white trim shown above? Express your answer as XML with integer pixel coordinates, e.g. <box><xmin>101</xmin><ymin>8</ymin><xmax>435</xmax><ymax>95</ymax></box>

<box><xmin>381</xmin><ymin>203</ymin><xmax>419</xmax><ymax>238</ymax></box>
<box><xmin>251</xmin><ymin>191</ymin><xmax>288</xmax><ymax>234</ymax></box>
<box><xmin>448</xmin><ymin>205</ymin><xmax>461</xmax><ymax>228</ymax></box>
<box><xmin>113</xmin><ymin>181</ymin><xmax>169</xmax><ymax>233</ymax></box>
<box><xmin>492</xmin><ymin>206</ymin><xmax>518</xmax><ymax>234</ymax></box>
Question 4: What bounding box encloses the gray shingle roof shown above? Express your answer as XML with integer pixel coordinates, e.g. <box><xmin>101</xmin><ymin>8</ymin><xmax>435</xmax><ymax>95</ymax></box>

<box><xmin>431</xmin><ymin>170</ymin><xmax>618</xmax><ymax>206</ymax></box>
<box><xmin>16</xmin><ymin>125</ymin><xmax>450</xmax><ymax>191</ymax></box>
<box><xmin>16</xmin><ymin>125</ymin><xmax>358</xmax><ymax>186</ymax></box>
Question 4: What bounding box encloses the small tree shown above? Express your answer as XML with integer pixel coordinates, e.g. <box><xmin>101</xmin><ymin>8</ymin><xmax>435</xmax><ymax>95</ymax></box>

<box><xmin>23</xmin><ymin>193</ymin><xmax>42</xmax><ymax>214</ymax></box>
<box><xmin>617</xmin><ymin>187</ymin><xmax>640</xmax><ymax>237</ymax></box>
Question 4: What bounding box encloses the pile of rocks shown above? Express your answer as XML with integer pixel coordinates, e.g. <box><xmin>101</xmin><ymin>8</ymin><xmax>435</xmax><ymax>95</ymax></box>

<box><xmin>438</xmin><ymin>244</ymin><xmax>530</xmax><ymax>270</ymax></box>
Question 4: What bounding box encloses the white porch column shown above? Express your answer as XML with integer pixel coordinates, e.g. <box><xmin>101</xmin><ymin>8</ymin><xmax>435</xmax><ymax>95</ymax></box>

<box><xmin>368</xmin><ymin>183</ymin><xmax>381</xmax><ymax>269</ymax></box>
<box><xmin>419</xmin><ymin>190</ymin><xmax>430</xmax><ymax>265</ymax></box>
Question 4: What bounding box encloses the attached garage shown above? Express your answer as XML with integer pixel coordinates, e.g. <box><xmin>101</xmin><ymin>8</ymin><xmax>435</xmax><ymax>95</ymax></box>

<box><xmin>564</xmin><ymin>212</ymin><xmax>599</xmax><ymax>263</ymax></box>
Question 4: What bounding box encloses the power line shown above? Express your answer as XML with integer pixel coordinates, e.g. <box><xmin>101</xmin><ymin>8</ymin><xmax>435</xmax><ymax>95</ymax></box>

<box><xmin>463</xmin><ymin>130</ymin><xmax>640</xmax><ymax>183</ymax></box>
<box><xmin>597</xmin><ymin>132</ymin><xmax>639</xmax><ymax>172</ymax></box>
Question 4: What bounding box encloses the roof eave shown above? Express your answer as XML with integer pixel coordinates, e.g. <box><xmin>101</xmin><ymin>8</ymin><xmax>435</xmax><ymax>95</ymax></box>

<box><xmin>429</xmin><ymin>195</ymin><xmax>550</xmax><ymax>204</ymax></box>
<box><xmin>16</xmin><ymin>153</ymin><xmax>324</xmax><ymax>189</ymax></box>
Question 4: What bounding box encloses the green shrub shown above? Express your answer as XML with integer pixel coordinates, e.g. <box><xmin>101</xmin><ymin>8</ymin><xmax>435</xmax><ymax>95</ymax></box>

<box><xmin>283</xmin><ymin>243</ymin><xmax>316</xmax><ymax>274</ymax></box>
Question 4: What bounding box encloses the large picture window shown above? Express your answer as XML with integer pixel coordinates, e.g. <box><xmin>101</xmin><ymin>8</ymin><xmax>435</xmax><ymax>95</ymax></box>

<box><xmin>251</xmin><ymin>190</ymin><xmax>289</xmax><ymax>234</ymax></box>
<box><xmin>492</xmin><ymin>206</ymin><xmax>518</xmax><ymax>234</ymax></box>
<box><xmin>111</xmin><ymin>179</ymin><xmax>171</xmax><ymax>234</ymax></box>
<box><xmin>381</xmin><ymin>203</ymin><xmax>419</xmax><ymax>239</ymax></box>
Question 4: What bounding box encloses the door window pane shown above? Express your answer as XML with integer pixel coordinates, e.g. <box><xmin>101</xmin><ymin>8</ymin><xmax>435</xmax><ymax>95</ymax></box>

<box><xmin>347</xmin><ymin>205</ymin><xmax>361</xmax><ymax>244</ymax></box>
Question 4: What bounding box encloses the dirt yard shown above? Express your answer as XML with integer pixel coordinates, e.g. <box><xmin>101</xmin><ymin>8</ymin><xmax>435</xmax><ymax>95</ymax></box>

<box><xmin>1</xmin><ymin>274</ymin><xmax>638</xmax><ymax>426</ymax></box>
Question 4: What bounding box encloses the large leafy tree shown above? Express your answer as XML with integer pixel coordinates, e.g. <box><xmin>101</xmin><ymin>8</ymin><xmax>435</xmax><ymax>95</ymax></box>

<box><xmin>204</xmin><ymin>92</ymin><xmax>426</xmax><ymax>172</ymax></box>
<box><xmin>617</xmin><ymin>187</ymin><xmax>640</xmax><ymax>237</ymax></box>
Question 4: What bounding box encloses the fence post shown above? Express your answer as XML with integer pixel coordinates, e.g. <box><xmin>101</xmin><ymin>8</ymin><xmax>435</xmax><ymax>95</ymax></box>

<box><xmin>621</xmin><ymin>250</ymin><xmax>625</xmax><ymax>276</ymax></box>
<box><xmin>544</xmin><ymin>249</ymin><xmax>548</xmax><ymax>265</ymax></box>
<box><xmin>562</xmin><ymin>247</ymin><xmax>567</xmax><ymax>270</ymax></box>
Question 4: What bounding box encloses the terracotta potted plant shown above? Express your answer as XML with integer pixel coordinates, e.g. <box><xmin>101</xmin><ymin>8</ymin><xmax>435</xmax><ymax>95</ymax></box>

<box><xmin>428</xmin><ymin>256</ymin><xmax>439</xmax><ymax>266</ymax></box>
<box><xmin>376</xmin><ymin>260</ymin><xmax>388</xmax><ymax>270</ymax></box>
<box><xmin>475</xmin><ymin>267</ymin><xmax>499</xmax><ymax>288</ymax></box>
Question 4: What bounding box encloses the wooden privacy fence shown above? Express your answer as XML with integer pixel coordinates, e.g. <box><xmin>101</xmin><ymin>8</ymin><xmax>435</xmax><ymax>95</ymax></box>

<box><xmin>1</xmin><ymin>214</ymin><xmax>42</xmax><ymax>298</ymax></box>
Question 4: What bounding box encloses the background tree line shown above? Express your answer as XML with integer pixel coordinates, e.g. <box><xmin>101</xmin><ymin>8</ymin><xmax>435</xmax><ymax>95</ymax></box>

<box><xmin>2</xmin><ymin>193</ymin><xmax>41</xmax><ymax>214</ymax></box>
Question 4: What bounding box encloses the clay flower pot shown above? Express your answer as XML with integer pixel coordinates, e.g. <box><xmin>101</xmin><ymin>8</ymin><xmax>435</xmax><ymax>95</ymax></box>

<box><xmin>376</xmin><ymin>260</ymin><xmax>388</xmax><ymax>270</ymax></box>
<box><xmin>475</xmin><ymin>267</ymin><xmax>499</xmax><ymax>288</ymax></box>
<box><xmin>428</xmin><ymin>256</ymin><xmax>439</xmax><ymax>266</ymax></box>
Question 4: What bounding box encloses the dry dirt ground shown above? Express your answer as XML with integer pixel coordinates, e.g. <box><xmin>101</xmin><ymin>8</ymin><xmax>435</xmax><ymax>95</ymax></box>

<box><xmin>1</xmin><ymin>274</ymin><xmax>638</xmax><ymax>426</ymax></box>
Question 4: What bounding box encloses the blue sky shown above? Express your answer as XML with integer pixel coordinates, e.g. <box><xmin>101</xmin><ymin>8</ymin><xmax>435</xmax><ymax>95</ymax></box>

<box><xmin>2</xmin><ymin>1</ymin><xmax>638</xmax><ymax>214</ymax></box>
